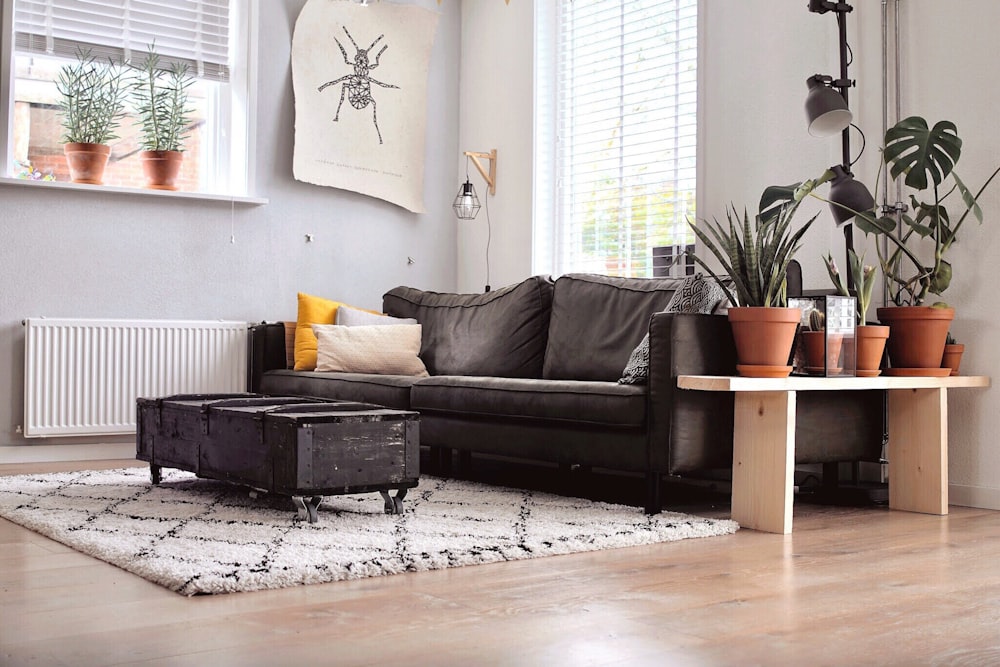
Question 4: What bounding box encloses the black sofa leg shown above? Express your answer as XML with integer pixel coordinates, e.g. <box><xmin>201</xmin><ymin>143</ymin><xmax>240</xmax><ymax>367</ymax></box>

<box><xmin>428</xmin><ymin>446</ymin><xmax>453</xmax><ymax>476</ymax></box>
<box><xmin>457</xmin><ymin>450</ymin><xmax>472</xmax><ymax>475</ymax></box>
<box><xmin>645</xmin><ymin>472</ymin><xmax>662</xmax><ymax>515</ymax></box>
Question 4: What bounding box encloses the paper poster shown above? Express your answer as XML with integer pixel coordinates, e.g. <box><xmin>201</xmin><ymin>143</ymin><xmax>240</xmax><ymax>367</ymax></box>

<box><xmin>292</xmin><ymin>0</ymin><xmax>439</xmax><ymax>213</ymax></box>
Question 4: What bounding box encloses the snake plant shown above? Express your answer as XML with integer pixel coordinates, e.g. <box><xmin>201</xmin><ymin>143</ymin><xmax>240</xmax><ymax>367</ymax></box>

<box><xmin>687</xmin><ymin>177</ymin><xmax>824</xmax><ymax>308</ymax></box>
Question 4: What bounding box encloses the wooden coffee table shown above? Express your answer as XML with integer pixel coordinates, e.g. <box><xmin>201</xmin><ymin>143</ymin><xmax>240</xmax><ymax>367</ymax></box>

<box><xmin>136</xmin><ymin>394</ymin><xmax>419</xmax><ymax>522</ymax></box>
<box><xmin>677</xmin><ymin>375</ymin><xmax>990</xmax><ymax>534</ymax></box>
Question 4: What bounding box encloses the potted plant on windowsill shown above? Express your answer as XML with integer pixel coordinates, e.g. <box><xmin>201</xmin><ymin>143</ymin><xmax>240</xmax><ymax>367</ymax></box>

<box><xmin>824</xmin><ymin>249</ymin><xmax>888</xmax><ymax>377</ymax></box>
<box><xmin>851</xmin><ymin>116</ymin><xmax>1000</xmax><ymax>375</ymax></box>
<box><xmin>687</xmin><ymin>176</ymin><xmax>824</xmax><ymax>378</ymax></box>
<box><xmin>56</xmin><ymin>50</ymin><xmax>128</xmax><ymax>184</ymax></box>
<box><xmin>132</xmin><ymin>45</ymin><xmax>195</xmax><ymax>190</ymax></box>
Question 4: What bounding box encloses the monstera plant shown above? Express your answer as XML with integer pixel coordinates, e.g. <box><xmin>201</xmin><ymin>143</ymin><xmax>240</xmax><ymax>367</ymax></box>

<box><xmin>855</xmin><ymin>116</ymin><xmax>1000</xmax><ymax>307</ymax></box>
<box><xmin>852</xmin><ymin>116</ymin><xmax>1000</xmax><ymax>372</ymax></box>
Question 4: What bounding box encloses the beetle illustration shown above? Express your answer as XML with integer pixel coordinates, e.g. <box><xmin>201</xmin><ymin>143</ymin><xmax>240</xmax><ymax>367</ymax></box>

<box><xmin>318</xmin><ymin>26</ymin><xmax>399</xmax><ymax>145</ymax></box>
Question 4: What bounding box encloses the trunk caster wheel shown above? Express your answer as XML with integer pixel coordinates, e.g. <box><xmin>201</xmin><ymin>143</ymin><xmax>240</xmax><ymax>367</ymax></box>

<box><xmin>292</xmin><ymin>495</ymin><xmax>323</xmax><ymax>523</ymax></box>
<box><xmin>380</xmin><ymin>488</ymin><xmax>407</xmax><ymax>515</ymax></box>
<box><xmin>150</xmin><ymin>464</ymin><xmax>162</xmax><ymax>485</ymax></box>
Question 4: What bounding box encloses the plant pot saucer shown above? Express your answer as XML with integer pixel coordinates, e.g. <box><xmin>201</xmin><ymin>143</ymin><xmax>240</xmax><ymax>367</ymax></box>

<box><xmin>805</xmin><ymin>367</ymin><xmax>846</xmax><ymax>375</ymax></box>
<box><xmin>736</xmin><ymin>364</ymin><xmax>793</xmax><ymax>378</ymax></box>
<box><xmin>856</xmin><ymin>369</ymin><xmax>882</xmax><ymax>378</ymax></box>
<box><xmin>884</xmin><ymin>367</ymin><xmax>952</xmax><ymax>377</ymax></box>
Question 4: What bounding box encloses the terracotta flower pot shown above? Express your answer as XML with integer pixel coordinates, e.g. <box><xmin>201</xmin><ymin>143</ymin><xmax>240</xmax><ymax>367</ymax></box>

<box><xmin>728</xmin><ymin>307</ymin><xmax>800</xmax><ymax>378</ymax></box>
<box><xmin>854</xmin><ymin>324</ymin><xmax>890</xmax><ymax>377</ymax></box>
<box><xmin>140</xmin><ymin>150</ymin><xmax>184</xmax><ymax>190</ymax></box>
<box><xmin>876</xmin><ymin>306</ymin><xmax>954</xmax><ymax>375</ymax></box>
<box><xmin>941</xmin><ymin>343</ymin><xmax>965</xmax><ymax>376</ymax></box>
<box><xmin>63</xmin><ymin>142</ymin><xmax>111</xmax><ymax>184</ymax></box>
<box><xmin>800</xmin><ymin>330</ymin><xmax>844</xmax><ymax>375</ymax></box>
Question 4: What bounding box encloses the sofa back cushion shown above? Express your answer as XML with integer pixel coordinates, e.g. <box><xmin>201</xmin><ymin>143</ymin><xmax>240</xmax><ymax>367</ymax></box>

<box><xmin>382</xmin><ymin>275</ymin><xmax>555</xmax><ymax>377</ymax></box>
<box><xmin>543</xmin><ymin>273</ymin><xmax>685</xmax><ymax>381</ymax></box>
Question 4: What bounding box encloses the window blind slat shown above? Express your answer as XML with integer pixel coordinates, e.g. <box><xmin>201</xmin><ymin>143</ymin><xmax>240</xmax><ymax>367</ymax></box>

<box><xmin>536</xmin><ymin>0</ymin><xmax>698</xmax><ymax>278</ymax></box>
<box><xmin>13</xmin><ymin>0</ymin><xmax>230</xmax><ymax>82</ymax></box>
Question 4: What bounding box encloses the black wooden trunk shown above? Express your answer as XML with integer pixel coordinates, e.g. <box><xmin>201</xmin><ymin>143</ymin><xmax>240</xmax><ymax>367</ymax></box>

<box><xmin>137</xmin><ymin>394</ymin><xmax>419</xmax><ymax>499</ymax></box>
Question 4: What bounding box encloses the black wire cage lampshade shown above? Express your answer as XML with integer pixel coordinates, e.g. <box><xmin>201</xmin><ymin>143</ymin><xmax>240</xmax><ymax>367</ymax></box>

<box><xmin>453</xmin><ymin>179</ymin><xmax>481</xmax><ymax>220</ymax></box>
<box><xmin>453</xmin><ymin>149</ymin><xmax>496</xmax><ymax>220</ymax></box>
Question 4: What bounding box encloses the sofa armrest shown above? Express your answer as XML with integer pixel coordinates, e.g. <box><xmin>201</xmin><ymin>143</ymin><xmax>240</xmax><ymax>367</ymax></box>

<box><xmin>248</xmin><ymin>322</ymin><xmax>288</xmax><ymax>393</ymax></box>
<box><xmin>646</xmin><ymin>312</ymin><xmax>737</xmax><ymax>475</ymax></box>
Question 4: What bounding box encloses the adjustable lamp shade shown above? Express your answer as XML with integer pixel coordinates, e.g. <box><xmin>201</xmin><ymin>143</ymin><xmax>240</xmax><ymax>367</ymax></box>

<box><xmin>805</xmin><ymin>75</ymin><xmax>852</xmax><ymax>137</ymax></box>
<box><xmin>828</xmin><ymin>165</ymin><xmax>875</xmax><ymax>224</ymax></box>
<box><xmin>453</xmin><ymin>180</ymin><xmax>481</xmax><ymax>220</ymax></box>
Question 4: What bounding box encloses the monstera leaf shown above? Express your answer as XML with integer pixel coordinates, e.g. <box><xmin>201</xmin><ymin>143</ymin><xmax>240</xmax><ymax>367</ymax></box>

<box><xmin>758</xmin><ymin>183</ymin><xmax>800</xmax><ymax>226</ymax></box>
<box><xmin>883</xmin><ymin>117</ymin><xmax>963</xmax><ymax>191</ymax></box>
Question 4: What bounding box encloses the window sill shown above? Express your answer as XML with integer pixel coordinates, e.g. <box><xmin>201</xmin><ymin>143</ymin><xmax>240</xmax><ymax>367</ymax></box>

<box><xmin>0</xmin><ymin>176</ymin><xmax>268</xmax><ymax>205</ymax></box>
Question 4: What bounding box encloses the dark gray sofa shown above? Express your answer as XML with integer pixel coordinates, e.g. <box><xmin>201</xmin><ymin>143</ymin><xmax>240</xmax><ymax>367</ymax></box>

<box><xmin>250</xmin><ymin>273</ymin><xmax>885</xmax><ymax>513</ymax></box>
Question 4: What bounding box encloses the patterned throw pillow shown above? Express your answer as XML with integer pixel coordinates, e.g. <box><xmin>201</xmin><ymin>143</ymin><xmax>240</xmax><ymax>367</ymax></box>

<box><xmin>618</xmin><ymin>274</ymin><xmax>727</xmax><ymax>385</ymax></box>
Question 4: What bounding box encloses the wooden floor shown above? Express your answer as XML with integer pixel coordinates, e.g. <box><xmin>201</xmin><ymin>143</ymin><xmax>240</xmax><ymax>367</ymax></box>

<box><xmin>3</xmin><ymin>460</ymin><xmax>1000</xmax><ymax>666</ymax></box>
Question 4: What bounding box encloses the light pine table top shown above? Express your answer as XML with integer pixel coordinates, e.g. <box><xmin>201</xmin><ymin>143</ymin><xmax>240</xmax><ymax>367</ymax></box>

<box><xmin>677</xmin><ymin>375</ymin><xmax>990</xmax><ymax>392</ymax></box>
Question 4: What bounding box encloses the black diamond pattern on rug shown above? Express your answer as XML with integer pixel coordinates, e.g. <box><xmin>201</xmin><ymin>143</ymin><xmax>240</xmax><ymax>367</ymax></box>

<box><xmin>0</xmin><ymin>468</ymin><xmax>738</xmax><ymax>595</ymax></box>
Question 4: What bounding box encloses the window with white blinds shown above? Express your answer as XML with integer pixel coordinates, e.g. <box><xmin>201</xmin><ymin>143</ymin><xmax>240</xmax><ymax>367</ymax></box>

<box><xmin>1</xmin><ymin>0</ymin><xmax>257</xmax><ymax>196</ymax></box>
<box><xmin>534</xmin><ymin>0</ymin><xmax>698</xmax><ymax>278</ymax></box>
<box><xmin>13</xmin><ymin>0</ymin><xmax>229</xmax><ymax>81</ymax></box>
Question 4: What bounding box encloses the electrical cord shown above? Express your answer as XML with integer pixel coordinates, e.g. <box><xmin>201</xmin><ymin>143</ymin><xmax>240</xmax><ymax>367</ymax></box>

<box><xmin>484</xmin><ymin>182</ymin><xmax>492</xmax><ymax>293</ymax></box>
<box><xmin>464</xmin><ymin>153</ymin><xmax>491</xmax><ymax>293</ymax></box>
<box><xmin>849</xmin><ymin>122</ymin><xmax>866</xmax><ymax>167</ymax></box>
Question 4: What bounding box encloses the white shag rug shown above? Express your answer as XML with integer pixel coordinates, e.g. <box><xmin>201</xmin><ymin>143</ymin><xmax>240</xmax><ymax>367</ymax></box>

<box><xmin>0</xmin><ymin>467</ymin><xmax>738</xmax><ymax>596</ymax></box>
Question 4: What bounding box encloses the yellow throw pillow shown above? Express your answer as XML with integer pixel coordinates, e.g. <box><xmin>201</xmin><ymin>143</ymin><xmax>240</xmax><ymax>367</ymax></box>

<box><xmin>294</xmin><ymin>292</ymin><xmax>343</xmax><ymax>371</ymax></box>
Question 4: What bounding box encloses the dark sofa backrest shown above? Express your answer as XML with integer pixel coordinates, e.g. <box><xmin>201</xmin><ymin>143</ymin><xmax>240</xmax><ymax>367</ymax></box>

<box><xmin>382</xmin><ymin>275</ymin><xmax>555</xmax><ymax>378</ymax></box>
<box><xmin>543</xmin><ymin>273</ymin><xmax>685</xmax><ymax>382</ymax></box>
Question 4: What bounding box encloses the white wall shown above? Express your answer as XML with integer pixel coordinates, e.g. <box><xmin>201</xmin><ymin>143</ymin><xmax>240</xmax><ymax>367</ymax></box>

<box><xmin>457</xmin><ymin>0</ymin><xmax>534</xmax><ymax>293</ymax></box>
<box><xmin>886</xmin><ymin>0</ymin><xmax>1000</xmax><ymax>508</ymax></box>
<box><xmin>0</xmin><ymin>0</ymin><xmax>461</xmax><ymax>454</ymax></box>
<box><xmin>458</xmin><ymin>0</ymin><xmax>1000</xmax><ymax>509</ymax></box>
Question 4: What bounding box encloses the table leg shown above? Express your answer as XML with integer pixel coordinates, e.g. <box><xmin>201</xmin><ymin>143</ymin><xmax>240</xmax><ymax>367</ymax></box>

<box><xmin>731</xmin><ymin>390</ymin><xmax>796</xmax><ymax>534</ymax></box>
<box><xmin>888</xmin><ymin>387</ymin><xmax>948</xmax><ymax>515</ymax></box>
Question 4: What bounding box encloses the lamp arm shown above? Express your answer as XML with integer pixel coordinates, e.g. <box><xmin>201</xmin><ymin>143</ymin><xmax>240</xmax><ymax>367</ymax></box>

<box><xmin>464</xmin><ymin>150</ymin><xmax>497</xmax><ymax>195</ymax></box>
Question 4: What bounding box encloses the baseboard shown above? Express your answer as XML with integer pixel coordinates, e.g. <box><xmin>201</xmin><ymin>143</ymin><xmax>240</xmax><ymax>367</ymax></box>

<box><xmin>0</xmin><ymin>442</ymin><xmax>134</xmax><ymax>464</ymax></box>
<box><xmin>949</xmin><ymin>483</ymin><xmax>1000</xmax><ymax>511</ymax></box>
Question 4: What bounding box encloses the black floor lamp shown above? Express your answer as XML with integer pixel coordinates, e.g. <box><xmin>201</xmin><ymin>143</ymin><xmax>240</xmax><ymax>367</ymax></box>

<box><xmin>806</xmin><ymin>0</ymin><xmax>876</xmax><ymax>289</ymax></box>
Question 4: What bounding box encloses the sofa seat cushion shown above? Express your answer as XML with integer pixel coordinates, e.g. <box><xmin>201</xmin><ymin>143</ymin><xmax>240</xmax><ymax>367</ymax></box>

<box><xmin>382</xmin><ymin>275</ymin><xmax>554</xmax><ymax>378</ymax></box>
<box><xmin>411</xmin><ymin>376</ymin><xmax>646</xmax><ymax>427</ymax></box>
<box><xmin>260</xmin><ymin>369</ymin><xmax>417</xmax><ymax>410</ymax></box>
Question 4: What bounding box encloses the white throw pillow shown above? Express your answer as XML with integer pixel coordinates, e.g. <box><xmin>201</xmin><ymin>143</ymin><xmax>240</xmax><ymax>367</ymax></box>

<box><xmin>313</xmin><ymin>324</ymin><xmax>429</xmax><ymax>376</ymax></box>
<box><xmin>335</xmin><ymin>305</ymin><xmax>417</xmax><ymax>327</ymax></box>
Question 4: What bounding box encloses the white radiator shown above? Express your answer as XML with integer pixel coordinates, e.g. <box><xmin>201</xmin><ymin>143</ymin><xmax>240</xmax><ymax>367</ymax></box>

<box><xmin>23</xmin><ymin>318</ymin><xmax>248</xmax><ymax>438</ymax></box>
